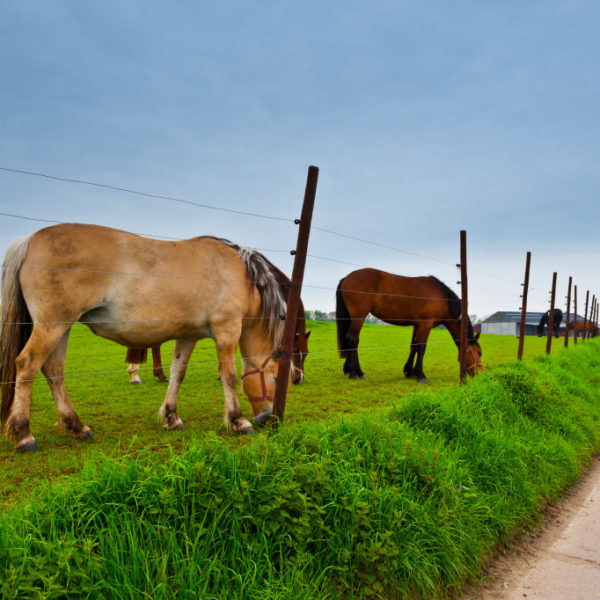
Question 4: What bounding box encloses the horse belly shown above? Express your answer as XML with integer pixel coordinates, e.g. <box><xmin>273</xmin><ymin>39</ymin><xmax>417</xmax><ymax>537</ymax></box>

<box><xmin>80</xmin><ymin>304</ymin><xmax>213</xmax><ymax>347</ymax></box>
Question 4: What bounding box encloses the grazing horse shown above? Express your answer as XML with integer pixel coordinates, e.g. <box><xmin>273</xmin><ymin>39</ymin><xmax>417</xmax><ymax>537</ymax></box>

<box><xmin>0</xmin><ymin>224</ymin><xmax>298</xmax><ymax>452</ymax></box>
<box><xmin>536</xmin><ymin>309</ymin><xmax>563</xmax><ymax>338</ymax></box>
<box><xmin>124</xmin><ymin>263</ymin><xmax>311</xmax><ymax>385</ymax></box>
<box><xmin>569</xmin><ymin>320</ymin><xmax>597</xmax><ymax>338</ymax></box>
<box><xmin>336</xmin><ymin>268</ymin><xmax>482</xmax><ymax>383</ymax></box>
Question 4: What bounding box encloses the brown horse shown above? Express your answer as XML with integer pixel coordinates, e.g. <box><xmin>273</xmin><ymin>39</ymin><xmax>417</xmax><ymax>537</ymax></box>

<box><xmin>568</xmin><ymin>320</ymin><xmax>597</xmax><ymax>338</ymax></box>
<box><xmin>336</xmin><ymin>268</ymin><xmax>482</xmax><ymax>383</ymax></box>
<box><xmin>126</xmin><ymin>346</ymin><xmax>169</xmax><ymax>384</ymax></box>
<box><xmin>1</xmin><ymin>224</ymin><xmax>298</xmax><ymax>452</ymax></box>
<box><xmin>124</xmin><ymin>261</ymin><xmax>311</xmax><ymax>385</ymax></box>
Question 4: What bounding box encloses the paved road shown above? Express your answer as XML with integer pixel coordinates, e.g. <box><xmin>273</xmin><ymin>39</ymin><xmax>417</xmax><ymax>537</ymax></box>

<box><xmin>461</xmin><ymin>457</ymin><xmax>600</xmax><ymax>600</ymax></box>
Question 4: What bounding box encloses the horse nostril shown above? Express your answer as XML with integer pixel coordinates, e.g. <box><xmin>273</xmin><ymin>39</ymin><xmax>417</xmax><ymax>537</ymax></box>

<box><xmin>254</xmin><ymin>406</ymin><xmax>273</xmax><ymax>427</ymax></box>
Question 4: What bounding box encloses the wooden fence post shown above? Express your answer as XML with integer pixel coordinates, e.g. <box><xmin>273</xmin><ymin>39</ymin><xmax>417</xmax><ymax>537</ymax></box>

<box><xmin>583</xmin><ymin>290</ymin><xmax>590</xmax><ymax>342</ymax></box>
<box><xmin>459</xmin><ymin>230</ymin><xmax>468</xmax><ymax>383</ymax></box>
<box><xmin>518</xmin><ymin>251</ymin><xmax>531</xmax><ymax>360</ymax></box>
<box><xmin>573</xmin><ymin>285</ymin><xmax>578</xmax><ymax>344</ymax></box>
<box><xmin>564</xmin><ymin>276</ymin><xmax>572</xmax><ymax>348</ymax></box>
<box><xmin>271</xmin><ymin>166</ymin><xmax>319</xmax><ymax>429</ymax></box>
<box><xmin>546</xmin><ymin>272</ymin><xmax>557</xmax><ymax>355</ymax></box>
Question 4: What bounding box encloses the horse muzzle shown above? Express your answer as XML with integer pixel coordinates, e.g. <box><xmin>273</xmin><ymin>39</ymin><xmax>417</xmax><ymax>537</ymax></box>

<box><xmin>254</xmin><ymin>406</ymin><xmax>273</xmax><ymax>427</ymax></box>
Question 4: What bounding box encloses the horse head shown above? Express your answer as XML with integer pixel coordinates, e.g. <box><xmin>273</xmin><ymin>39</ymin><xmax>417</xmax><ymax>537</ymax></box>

<box><xmin>292</xmin><ymin>330</ymin><xmax>311</xmax><ymax>384</ymax></box>
<box><xmin>465</xmin><ymin>332</ymin><xmax>483</xmax><ymax>376</ymax></box>
<box><xmin>241</xmin><ymin>353</ymin><xmax>298</xmax><ymax>426</ymax></box>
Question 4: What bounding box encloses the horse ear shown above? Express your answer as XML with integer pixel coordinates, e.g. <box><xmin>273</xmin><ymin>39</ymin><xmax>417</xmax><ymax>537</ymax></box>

<box><xmin>305</xmin><ymin>330</ymin><xmax>311</xmax><ymax>340</ymax></box>
<box><xmin>474</xmin><ymin>332</ymin><xmax>480</xmax><ymax>342</ymax></box>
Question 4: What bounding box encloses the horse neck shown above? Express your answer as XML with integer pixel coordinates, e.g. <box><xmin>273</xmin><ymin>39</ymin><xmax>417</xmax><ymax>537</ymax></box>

<box><xmin>239</xmin><ymin>322</ymin><xmax>274</xmax><ymax>369</ymax></box>
<box><xmin>444</xmin><ymin>318</ymin><xmax>464</xmax><ymax>348</ymax></box>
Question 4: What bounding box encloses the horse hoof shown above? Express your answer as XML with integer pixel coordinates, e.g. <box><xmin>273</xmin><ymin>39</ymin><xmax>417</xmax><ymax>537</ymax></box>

<box><xmin>160</xmin><ymin>378</ymin><xmax>170</xmax><ymax>384</ymax></box>
<box><xmin>240</xmin><ymin>428</ymin><xmax>256</xmax><ymax>435</ymax></box>
<box><xmin>16</xmin><ymin>440</ymin><xmax>40</xmax><ymax>453</ymax></box>
<box><xmin>130</xmin><ymin>380</ymin><xmax>142</xmax><ymax>385</ymax></box>
<box><xmin>349</xmin><ymin>373</ymin><xmax>366</xmax><ymax>380</ymax></box>
<box><xmin>77</xmin><ymin>430</ymin><xmax>93</xmax><ymax>441</ymax></box>
<box><xmin>418</xmin><ymin>377</ymin><xmax>429</xmax><ymax>384</ymax></box>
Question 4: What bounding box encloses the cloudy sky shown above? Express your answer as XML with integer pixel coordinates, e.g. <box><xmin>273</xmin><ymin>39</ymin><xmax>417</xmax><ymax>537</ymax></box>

<box><xmin>1</xmin><ymin>1</ymin><xmax>599</xmax><ymax>320</ymax></box>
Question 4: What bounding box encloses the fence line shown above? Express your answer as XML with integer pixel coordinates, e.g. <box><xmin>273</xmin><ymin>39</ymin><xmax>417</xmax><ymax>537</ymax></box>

<box><xmin>2</xmin><ymin>168</ymin><xmax>597</xmax><ymax>305</ymax></box>
<box><xmin>1</xmin><ymin>211</ymin><xmax>532</xmax><ymax>303</ymax></box>
<box><xmin>0</xmin><ymin>167</ymin><xmax>293</xmax><ymax>223</ymax></box>
<box><xmin>0</xmin><ymin>339</ymin><xmax>456</xmax><ymax>387</ymax></box>
<box><xmin>0</xmin><ymin>212</ymin><xmax>293</xmax><ymax>256</ymax></box>
<box><xmin>1</xmin><ymin>167</ymin><xmax>597</xmax><ymax>384</ymax></box>
<box><xmin>0</xmin><ymin>168</ymin><xmax>517</xmax><ymax>283</ymax></box>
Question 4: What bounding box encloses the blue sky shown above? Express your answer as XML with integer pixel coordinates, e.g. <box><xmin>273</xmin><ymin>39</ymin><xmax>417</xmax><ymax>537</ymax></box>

<box><xmin>1</xmin><ymin>1</ymin><xmax>599</xmax><ymax>319</ymax></box>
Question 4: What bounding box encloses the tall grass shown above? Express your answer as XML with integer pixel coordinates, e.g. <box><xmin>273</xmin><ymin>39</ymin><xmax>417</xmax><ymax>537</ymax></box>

<box><xmin>1</xmin><ymin>339</ymin><xmax>599</xmax><ymax>599</ymax></box>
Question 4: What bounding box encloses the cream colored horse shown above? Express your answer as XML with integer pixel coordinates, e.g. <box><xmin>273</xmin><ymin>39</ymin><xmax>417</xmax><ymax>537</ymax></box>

<box><xmin>1</xmin><ymin>224</ymin><xmax>293</xmax><ymax>452</ymax></box>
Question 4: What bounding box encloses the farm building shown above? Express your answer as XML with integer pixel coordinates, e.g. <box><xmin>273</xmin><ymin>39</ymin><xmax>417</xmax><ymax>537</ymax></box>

<box><xmin>481</xmin><ymin>311</ymin><xmax>585</xmax><ymax>336</ymax></box>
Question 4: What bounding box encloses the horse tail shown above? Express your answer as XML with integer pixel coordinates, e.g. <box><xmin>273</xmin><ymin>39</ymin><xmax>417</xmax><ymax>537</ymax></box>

<box><xmin>125</xmin><ymin>347</ymin><xmax>148</xmax><ymax>364</ymax></box>
<box><xmin>237</xmin><ymin>247</ymin><xmax>287</xmax><ymax>350</ymax></box>
<box><xmin>1</xmin><ymin>235</ymin><xmax>33</xmax><ymax>434</ymax></box>
<box><xmin>336</xmin><ymin>278</ymin><xmax>351</xmax><ymax>357</ymax></box>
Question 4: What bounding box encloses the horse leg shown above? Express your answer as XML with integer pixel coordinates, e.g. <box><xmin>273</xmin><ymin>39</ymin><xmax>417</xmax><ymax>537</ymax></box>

<box><xmin>158</xmin><ymin>339</ymin><xmax>197</xmax><ymax>430</ymax></box>
<box><xmin>152</xmin><ymin>346</ymin><xmax>169</xmax><ymax>383</ymax></box>
<box><xmin>412</xmin><ymin>324</ymin><xmax>432</xmax><ymax>384</ymax></box>
<box><xmin>213</xmin><ymin>322</ymin><xmax>254</xmax><ymax>433</ymax></box>
<box><xmin>127</xmin><ymin>363</ymin><xmax>142</xmax><ymax>384</ymax></box>
<box><xmin>343</xmin><ymin>316</ymin><xmax>367</xmax><ymax>379</ymax></box>
<box><xmin>7</xmin><ymin>323</ymin><xmax>71</xmax><ymax>452</ymax></box>
<box><xmin>403</xmin><ymin>329</ymin><xmax>418</xmax><ymax>379</ymax></box>
<box><xmin>41</xmin><ymin>328</ymin><xmax>92</xmax><ymax>441</ymax></box>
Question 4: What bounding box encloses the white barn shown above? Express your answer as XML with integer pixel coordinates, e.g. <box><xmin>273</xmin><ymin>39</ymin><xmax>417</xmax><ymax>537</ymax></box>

<box><xmin>481</xmin><ymin>311</ymin><xmax>582</xmax><ymax>336</ymax></box>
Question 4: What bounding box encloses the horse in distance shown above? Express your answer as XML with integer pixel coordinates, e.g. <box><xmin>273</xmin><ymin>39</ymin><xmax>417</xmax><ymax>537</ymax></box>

<box><xmin>536</xmin><ymin>309</ymin><xmax>563</xmax><ymax>338</ymax></box>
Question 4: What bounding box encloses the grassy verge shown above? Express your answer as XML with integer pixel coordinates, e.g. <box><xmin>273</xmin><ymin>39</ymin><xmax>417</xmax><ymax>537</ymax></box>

<box><xmin>1</xmin><ymin>335</ymin><xmax>599</xmax><ymax>599</ymax></box>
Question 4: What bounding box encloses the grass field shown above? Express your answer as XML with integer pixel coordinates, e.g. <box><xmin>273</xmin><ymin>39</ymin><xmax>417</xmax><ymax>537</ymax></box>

<box><xmin>0</xmin><ymin>321</ymin><xmax>576</xmax><ymax>506</ymax></box>
<box><xmin>1</xmin><ymin>322</ymin><xmax>599</xmax><ymax>598</ymax></box>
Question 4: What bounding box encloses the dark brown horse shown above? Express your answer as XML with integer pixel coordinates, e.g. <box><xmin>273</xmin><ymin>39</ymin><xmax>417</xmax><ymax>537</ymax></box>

<box><xmin>536</xmin><ymin>309</ymin><xmax>563</xmax><ymax>338</ymax></box>
<box><xmin>124</xmin><ymin>259</ymin><xmax>311</xmax><ymax>385</ymax></box>
<box><xmin>336</xmin><ymin>268</ymin><xmax>482</xmax><ymax>383</ymax></box>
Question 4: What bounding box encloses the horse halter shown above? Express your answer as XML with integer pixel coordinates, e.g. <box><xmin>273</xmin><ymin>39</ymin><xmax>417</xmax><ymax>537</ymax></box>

<box><xmin>241</xmin><ymin>356</ymin><xmax>275</xmax><ymax>404</ymax></box>
<box><xmin>466</xmin><ymin>346</ymin><xmax>484</xmax><ymax>373</ymax></box>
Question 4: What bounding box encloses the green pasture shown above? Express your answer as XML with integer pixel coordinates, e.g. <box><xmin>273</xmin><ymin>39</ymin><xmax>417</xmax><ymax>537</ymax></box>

<box><xmin>1</xmin><ymin>322</ymin><xmax>599</xmax><ymax>599</ymax></box>
<box><xmin>1</xmin><ymin>321</ymin><xmax>564</xmax><ymax>504</ymax></box>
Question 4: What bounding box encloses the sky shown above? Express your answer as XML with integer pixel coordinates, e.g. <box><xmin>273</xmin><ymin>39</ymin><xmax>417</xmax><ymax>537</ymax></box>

<box><xmin>1</xmin><ymin>1</ymin><xmax>599</xmax><ymax>321</ymax></box>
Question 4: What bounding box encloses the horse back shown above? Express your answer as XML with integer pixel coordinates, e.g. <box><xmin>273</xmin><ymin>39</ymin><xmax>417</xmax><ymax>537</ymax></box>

<box><xmin>18</xmin><ymin>224</ymin><xmax>254</xmax><ymax>345</ymax></box>
<box><xmin>341</xmin><ymin>268</ymin><xmax>452</xmax><ymax>323</ymax></box>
